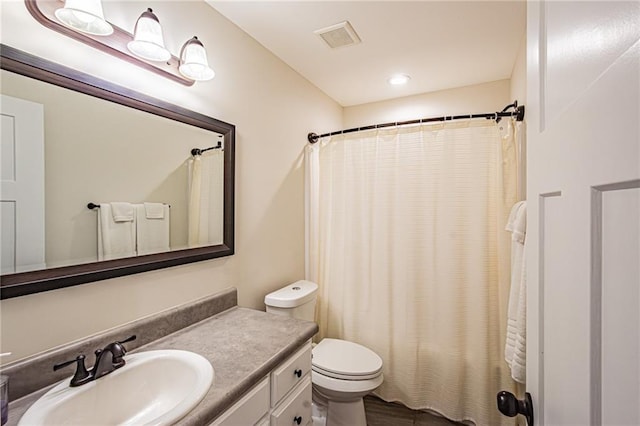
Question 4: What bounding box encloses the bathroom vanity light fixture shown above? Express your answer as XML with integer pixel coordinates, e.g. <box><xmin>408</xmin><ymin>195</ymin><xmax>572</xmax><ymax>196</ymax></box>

<box><xmin>127</xmin><ymin>8</ymin><xmax>171</xmax><ymax>62</ymax></box>
<box><xmin>25</xmin><ymin>0</ymin><xmax>216</xmax><ymax>86</ymax></box>
<box><xmin>54</xmin><ymin>0</ymin><xmax>113</xmax><ymax>36</ymax></box>
<box><xmin>179</xmin><ymin>37</ymin><xmax>215</xmax><ymax>81</ymax></box>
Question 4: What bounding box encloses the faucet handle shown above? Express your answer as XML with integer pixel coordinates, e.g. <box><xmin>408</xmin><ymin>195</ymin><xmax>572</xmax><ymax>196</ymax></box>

<box><xmin>53</xmin><ymin>355</ymin><xmax>92</xmax><ymax>387</ymax></box>
<box><xmin>111</xmin><ymin>335</ymin><xmax>137</xmax><ymax>366</ymax></box>
<box><xmin>117</xmin><ymin>335</ymin><xmax>137</xmax><ymax>346</ymax></box>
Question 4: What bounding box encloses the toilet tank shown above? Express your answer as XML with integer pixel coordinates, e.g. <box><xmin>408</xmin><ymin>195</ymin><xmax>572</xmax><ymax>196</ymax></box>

<box><xmin>264</xmin><ymin>280</ymin><xmax>318</xmax><ymax>321</ymax></box>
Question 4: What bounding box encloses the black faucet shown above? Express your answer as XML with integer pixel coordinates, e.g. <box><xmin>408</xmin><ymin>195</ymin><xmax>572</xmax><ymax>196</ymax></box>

<box><xmin>53</xmin><ymin>335</ymin><xmax>137</xmax><ymax>387</ymax></box>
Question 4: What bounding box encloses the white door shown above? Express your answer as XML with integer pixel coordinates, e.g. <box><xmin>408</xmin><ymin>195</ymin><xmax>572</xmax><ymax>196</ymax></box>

<box><xmin>527</xmin><ymin>1</ymin><xmax>639</xmax><ymax>425</ymax></box>
<box><xmin>1</xmin><ymin>94</ymin><xmax>45</xmax><ymax>274</ymax></box>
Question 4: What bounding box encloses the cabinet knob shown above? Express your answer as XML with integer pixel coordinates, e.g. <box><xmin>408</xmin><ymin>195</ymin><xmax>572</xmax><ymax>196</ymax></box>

<box><xmin>294</xmin><ymin>369</ymin><xmax>302</xmax><ymax>378</ymax></box>
<box><xmin>294</xmin><ymin>415</ymin><xmax>303</xmax><ymax>425</ymax></box>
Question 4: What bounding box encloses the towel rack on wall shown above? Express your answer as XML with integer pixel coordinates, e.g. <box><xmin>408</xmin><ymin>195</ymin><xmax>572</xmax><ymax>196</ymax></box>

<box><xmin>87</xmin><ymin>203</ymin><xmax>170</xmax><ymax>210</ymax></box>
<box><xmin>307</xmin><ymin>100</ymin><xmax>525</xmax><ymax>143</ymax></box>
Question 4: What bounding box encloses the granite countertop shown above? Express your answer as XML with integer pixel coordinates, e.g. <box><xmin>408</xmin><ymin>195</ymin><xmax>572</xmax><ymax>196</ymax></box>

<box><xmin>6</xmin><ymin>305</ymin><xmax>318</xmax><ymax>425</ymax></box>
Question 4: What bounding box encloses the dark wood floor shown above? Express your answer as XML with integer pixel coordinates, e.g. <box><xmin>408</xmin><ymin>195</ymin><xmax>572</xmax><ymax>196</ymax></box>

<box><xmin>364</xmin><ymin>396</ymin><xmax>469</xmax><ymax>426</ymax></box>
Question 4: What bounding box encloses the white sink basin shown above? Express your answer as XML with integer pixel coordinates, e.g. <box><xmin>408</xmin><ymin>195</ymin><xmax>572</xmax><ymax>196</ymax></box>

<box><xmin>19</xmin><ymin>350</ymin><xmax>214</xmax><ymax>426</ymax></box>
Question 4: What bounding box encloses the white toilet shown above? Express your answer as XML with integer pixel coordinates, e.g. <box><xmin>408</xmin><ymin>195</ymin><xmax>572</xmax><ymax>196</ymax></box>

<box><xmin>265</xmin><ymin>280</ymin><xmax>384</xmax><ymax>426</ymax></box>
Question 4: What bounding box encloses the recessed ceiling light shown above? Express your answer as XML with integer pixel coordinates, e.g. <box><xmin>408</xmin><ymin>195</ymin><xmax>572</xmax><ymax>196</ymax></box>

<box><xmin>388</xmin><ymin>74</ymin><xmax>411</xmax><ymax>86</ymax></box>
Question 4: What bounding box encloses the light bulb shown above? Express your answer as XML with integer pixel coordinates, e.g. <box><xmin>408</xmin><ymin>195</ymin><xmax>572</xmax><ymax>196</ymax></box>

<box><xmin>127</xmin><ymin>8</ymin><xmax>171</xmax><ymax>62</ymax></box>
<box><xmin>179</xmin><ymin>37</ymin><xmax>215</xmax><ymax>81</ymax></box>
<box><xmin>54</xmin><ymin>0</ymin><xmax>113</xmax><ymax>36</ymax></box>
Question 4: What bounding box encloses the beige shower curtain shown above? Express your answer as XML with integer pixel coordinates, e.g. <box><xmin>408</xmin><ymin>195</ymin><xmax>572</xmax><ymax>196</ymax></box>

<box><xmin>306</xmin><ymin>119</ymin><xmax>520</xmax><ymax>425</ymax></box>
<box><xmin>188</xmin><ymin>150</ymin><xmax>224</xmax><ymax>247</ymax></box>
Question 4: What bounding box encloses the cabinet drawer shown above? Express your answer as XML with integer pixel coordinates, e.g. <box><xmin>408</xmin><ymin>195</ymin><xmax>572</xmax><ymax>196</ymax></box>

<box><xmin>270</xmin><ymin>341</ymin><xmax>312</xmax><ymax>406</ymax></box>
<box><xmin>211</xmin><ymin>377</ymin><xmax>270</xmax><ymax>426</ymax></box>
<box><xmin>270</xmin><ymin>375</ymin><xmax>312</xmax><ymax>426</ymax></box>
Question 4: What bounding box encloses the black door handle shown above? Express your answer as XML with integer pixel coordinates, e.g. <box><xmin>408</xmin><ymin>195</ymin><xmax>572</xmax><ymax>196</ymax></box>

<box><xmin>497</xmin><ymin>391</ymin><xmax>534</xmax><ymax>426</ymax></box>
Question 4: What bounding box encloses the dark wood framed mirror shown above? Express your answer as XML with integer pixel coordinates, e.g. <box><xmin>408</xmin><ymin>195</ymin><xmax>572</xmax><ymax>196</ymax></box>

<box><xmin>0</xmin><ymin>44</ymin><xmax>235</xmax><ymax>300</ymax></box>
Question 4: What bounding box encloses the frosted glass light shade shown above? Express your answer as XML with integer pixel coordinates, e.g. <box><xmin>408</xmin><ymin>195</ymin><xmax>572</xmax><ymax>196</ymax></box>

<box><xmin>127</xmin><ymin>8</ymin><xmax>171</xmax><ymax>62</ymax></box>
<box><xmin>54</xmin><ymin>0</ymin><xmax>113</xmax><ymax>36</ymax></box>
<box><xmin>179</xmin><ymin>37</ymin><xmax>215</xmax><ymax>81</ymax></box>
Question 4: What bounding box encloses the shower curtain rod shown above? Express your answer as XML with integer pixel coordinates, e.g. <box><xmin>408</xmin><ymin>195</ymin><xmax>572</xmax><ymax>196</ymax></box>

<box><xmin>307</xmin><ymin>100</ymin><xmax>525</xmax><ymax>144</ymax></box>
<box><xmin>191</xmin><ymin>141</ymin><xmax>222</xmax><ymax>156</ymax></box>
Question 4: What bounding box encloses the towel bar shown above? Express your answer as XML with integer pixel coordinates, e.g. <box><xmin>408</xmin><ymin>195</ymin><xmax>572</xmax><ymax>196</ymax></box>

<box><xmin>87</xmin><ymin>202</ymin><xmax>170</xmax><ymax>210</ymax></box>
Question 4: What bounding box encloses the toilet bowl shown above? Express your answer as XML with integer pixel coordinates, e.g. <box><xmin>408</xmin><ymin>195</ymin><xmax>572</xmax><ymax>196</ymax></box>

<box><xmin>311</xmin><ymin>338</ymin><xmax>383</xmax><ymax>426</ymax></box>
<box><xmin>265</xmin><ymin>281</ymin><xmax>384</xmax><ymax>426</ymax></box>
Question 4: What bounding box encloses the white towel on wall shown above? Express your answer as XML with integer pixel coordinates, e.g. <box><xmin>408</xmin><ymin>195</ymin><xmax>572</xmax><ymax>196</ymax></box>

<box><xmin>505</xmin><ymin>200</ymin><xmax>527</xmax><ymax>383</ymax></box>
<box><xmin>110</xmin><ymin>202</ymin><xmax>135</xmax><ymax>222</ymax></box>
<box><xmin>136</xmin><ymin>203</ymin><xmax>170</xmax><ymax>256</ymax></box>
<box><xmin>98</xmin><ymin>203</ymin><xmax>137</xmax><ymax>261</ymax></box>
<box><xmin>144</xmin><ymin>202</ymin><xmax>165</xmax><ymax>219</ymax></box>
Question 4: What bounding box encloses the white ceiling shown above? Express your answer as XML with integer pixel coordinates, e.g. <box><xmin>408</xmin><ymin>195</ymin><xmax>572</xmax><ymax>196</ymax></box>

<box><xmin>206</xmin><ymin>1</ymin><xmax>527</xmax><ymax>107</ymax></box>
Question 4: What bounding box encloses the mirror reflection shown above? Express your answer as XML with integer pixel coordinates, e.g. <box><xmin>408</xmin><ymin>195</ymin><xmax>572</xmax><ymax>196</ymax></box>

<box><xmin>1</xmin><ymin>69</ymin><xmax>225</xmax><ymax>275</ymax></box>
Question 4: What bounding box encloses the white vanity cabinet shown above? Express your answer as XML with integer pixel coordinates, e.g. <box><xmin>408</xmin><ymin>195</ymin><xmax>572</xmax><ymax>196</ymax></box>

<box><xmin>211</xmin><ymin>341</ymin><xmax>313</xmax><ymax>426</ymax></box>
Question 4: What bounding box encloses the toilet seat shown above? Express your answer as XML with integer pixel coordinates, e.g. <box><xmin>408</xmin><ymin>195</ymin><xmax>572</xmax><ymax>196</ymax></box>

<box><xmin>312</xmin><ymin>338</ymin><xmax>383</xmax><ymax>381</ymax></box>
<box><xmin>312</xmin><ymin>369</ymin><xmax>384</xmax><ymax>396</ymax></box>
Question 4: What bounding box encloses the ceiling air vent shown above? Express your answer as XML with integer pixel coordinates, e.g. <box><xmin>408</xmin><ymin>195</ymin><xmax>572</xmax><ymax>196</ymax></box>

<box><xmin>314</xmin><ymin>21</ymin><xmax>361</xmax><ymax>49</ymax></box>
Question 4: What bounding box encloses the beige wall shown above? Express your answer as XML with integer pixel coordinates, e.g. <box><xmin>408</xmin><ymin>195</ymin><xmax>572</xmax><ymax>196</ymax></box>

<box><xmin>510</xmin><ymin>34</ymin><xmax>527</xmax><ymax>105</ymax></box>
<box><xmin>0</xmin><ymin>0</ymin><xmax>520</xmax><ymax>364</ymax></box>
<box><xmin>343</xmin><ymin>79</ymin><xmax>511</xmax><ymax>129</ymax></box>
<box><xmin>0</xmin><ymin>1</ymin><xmax>342</xmax><ymax>363</ymax></box>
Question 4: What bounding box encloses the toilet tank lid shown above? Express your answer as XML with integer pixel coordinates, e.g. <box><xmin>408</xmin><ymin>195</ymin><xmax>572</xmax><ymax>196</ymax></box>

<box><xmin>264</xmin><ymin>280</ymin><xmax>318</xmax><ymax>308</ymax></box>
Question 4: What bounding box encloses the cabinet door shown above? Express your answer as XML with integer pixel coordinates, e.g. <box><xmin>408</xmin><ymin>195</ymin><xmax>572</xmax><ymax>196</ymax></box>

<box><xmin>270</xmin><ymin>376</ymin><xmax>312</xmax><ymax>426</ymax></box>
<box><xmin>271</xmin><ymin>342</ymin><xmax>312</xmax><ymax>406</ymax></box>
<box><xmin>210</xmin><ymin>377</ymin><xmax>270</xmax><ymax>426</ymax></box>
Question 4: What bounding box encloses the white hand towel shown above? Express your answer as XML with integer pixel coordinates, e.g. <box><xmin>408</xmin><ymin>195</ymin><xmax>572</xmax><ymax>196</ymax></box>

<box><xmin>136</xmin><ymin>204</ymin><xmax>170</xmax><ymax>256</ymax></box>
<box><xmin>110</xmin><ymin>202</ymin><xmax>135</xmax><ymax>222</ymax></box>
<box><xmin>510</xmin><ymin>247</ymin><xmax>527</xmax><ymax>383</ymax></box>
<box><xmin>505</xmin><ymin>200</ymin><xmax>526</xmax><ymax>243</ymax></box>
<box><xmin>505</xmin><ymin>201</ymin><xmax>527</xmax><ymax>384</ymax></box>
<box><xmin>97</xmin><ymin>203</ymin><xmax>136</xmax><ymax>261</ymax></box>
<box><xmin>144</xmin><ymin>202</ymin><xmax>165</xmax><ymax>219</ymax></box>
